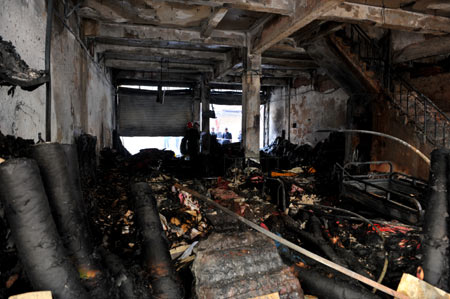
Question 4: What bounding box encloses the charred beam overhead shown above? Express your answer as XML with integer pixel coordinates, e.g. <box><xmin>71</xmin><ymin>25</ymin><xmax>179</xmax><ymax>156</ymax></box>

<box><xmin>84</xmin><ymin>22</ymin><xmax>246</xmax><ymax>48</ymax></box>
<box><xmin>95</xmin><ymin>44</ymin><xmax>227</xmax><ymax>61</ymax></box>
<box><xmin>113</xmin><ymin>70</ymin><xmax>201</xmax><ymax>83</ymax></box>
<box><xmin>91</xmin><ymin>37</ymin><xmax>232</xmax><ymax>53</ymax></box>
<box><xmin>105</xmin><ymin>59</ymin><xmax>214</xmax><ymax>73</ymax></box>
<box><xmin>148</xmin><ymin>0</ymin><xmax>294</xmax><ymax>15</ymax></box>
<box><xmin>261</xmin><ymin>57</ymin><xmax>317</xmax><ymax>68</ymax></box>
<box><xmin>103</xmin><ymin>52</ymin><xmax>217</xmax><ymax>66</ymax></box>
<box><xmin>320</xmin><ymin>2</ymin><xmax>450</xmax><ymax>35</ymax></box>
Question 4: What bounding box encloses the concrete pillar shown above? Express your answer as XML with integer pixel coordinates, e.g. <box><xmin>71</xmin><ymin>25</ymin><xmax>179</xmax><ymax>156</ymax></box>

<box><xmin>201</xmin><ymin>76</ymin><xmax>210</xmax><ymax>133</ymax></box>
<box><xmin>193</xmin><ymin>82</ymin><xmax>201</xmax><ymax>124</ymax></box>
<box><xmin>242</xmin><ymin>52</ymin><xmax>261</xmax><ymax>162</ymax></box>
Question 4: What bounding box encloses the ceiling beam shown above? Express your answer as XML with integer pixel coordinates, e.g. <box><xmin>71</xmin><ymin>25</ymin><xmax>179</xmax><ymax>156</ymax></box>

<box><xmin>212</xmin><ymin>76</ymin><xmax>289</xmax><ymax>87</ymax></box>
<box><xmin>201</xmin><ymin>7</ymin><xmax>229</xmax><ymax>37</ymax></box>
<box><xmin>105</xmin><ymin>59</ymin><xmax>214</xmax><ymax>73</ymax></box>
<box><xmin>114</xmin><ymin>70</ymin><xmax>201</xmax><ymax>83</ymax></box>
<box><xmin>261</xmin><ymin>57</ymin><xmax>317</xmax><ymax>68</ymax></box>
<box><xmin>251</xmin><ymin>0</ymin><xmax>343</xmax><ymax>55</ymax></box>
<box><xmin>103</xmin><ymin>52</ymin><xmax>215</xmax><ymax>66</ymax></box>
<box><xmin>84</xmin><ymin>22</ymin><xmax>246</xmax><ymax>48</ymax></box>
<box><xmin>320</xmin><ymin>2</ymin><xmax>450</xmax><ymax>35</ymax></box>
<box><xmin>149</xmin><ymin>0</ymin><xmax>294</xmax><ymax>15</ymax></box>
<box><xmin>95</xmin><ymin>44</ymin><xmax>227</xmax><ymax>62</ymax></box>
<box><xmin>394</xmin><ymin>34</ymin><xmax>450</xmax><ymax>63</ymax></box>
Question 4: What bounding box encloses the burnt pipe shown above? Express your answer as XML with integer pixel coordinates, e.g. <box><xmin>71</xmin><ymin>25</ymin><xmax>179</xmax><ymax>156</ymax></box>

<box><xmin>0</xmin><ymin>159</ymin><xmax>89</xmax><ymax>298</ymax></box>
<box><xmin>30</xmin><ymin>143</ymin><xmax>113</xmax><ymax>298</ymax></box>
<box><xmin>131</xmin><ymin>182</ymin><xmax>184</xmax><ymax>299</ymax></box>
<box><xmin>422</xmin><ymin>149</ymin><xmax>449</xmax><ymax>291</ymax></box>
<box><xmin>294</xmin><ymin>265</ymin><xmax>381</xmax><ymax>299</ymax></box>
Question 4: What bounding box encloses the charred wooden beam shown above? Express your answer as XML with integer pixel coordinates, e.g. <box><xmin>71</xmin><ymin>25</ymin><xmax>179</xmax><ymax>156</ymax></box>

<box><xmin>201</xmin><ymin>7</ymin><xmax>228</xmax><ymax>37</ymax></box>
<box><xmin>251</xmin><ymin>0</ymin><xmax>343</xmax><ymax>54</ymax></box>
<box><xmin>114</xmin><ymin>70</ymin><xmax>201</xmax><ymax>84</ymax></box>
<box><xmin>103</xmin><ymin>52</ymin><xmax>215</xmax><ymax>66</ymax></box>
<box><xmin>84</xmin><ymin>21</ymin><xmax>245</xmax><ymax>48</ymax></box>
<box><xmin>91</xmin><ymin>36</ymin><xmax>232</xmax><ymax>53</ymax></box>
<box><xmin>262</xmin><ymin>57</ymin><xmax>317</xmax><ymax>68</ymax></box>
<box><xmin>212</xmin><ymin>76</ymin><xmax>289</xmax><ymax>87</ymax></box>
<box><xmin>95</xmin><ymin>44</ymin><xmax>227</xmax><ymax>62</ymax></box>
<box><xmin>149</xmin><ymin>0</ymin><xmax>294</xmax><ymax>15</ymax></box>
<box><xmin>320</xmin><ymin>2</ymin><xmax>450</xmax><ymax>35</ymax></box>
<box><xmin>105</xmin><ymin>59</ymin><xmax>214</xmax><ymax>73</ymax></box>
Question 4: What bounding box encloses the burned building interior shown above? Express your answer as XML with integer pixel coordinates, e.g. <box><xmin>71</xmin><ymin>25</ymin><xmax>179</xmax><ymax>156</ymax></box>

<box><xmin>3</xmin><ymin>0</ymin><xmax>450</xmax><ymax>298</ymax></box>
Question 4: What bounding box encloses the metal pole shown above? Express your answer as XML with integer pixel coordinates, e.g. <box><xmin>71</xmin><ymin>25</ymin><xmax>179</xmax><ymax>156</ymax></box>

<box><xmin>45</xmin><ymin>0</ymin><xmax>54</xmax><ymax>142</ymax></box>
<box><xmin>317</xmin><ymin>129</ymin><xmax>430</xmax><ymax>165</ymax></box>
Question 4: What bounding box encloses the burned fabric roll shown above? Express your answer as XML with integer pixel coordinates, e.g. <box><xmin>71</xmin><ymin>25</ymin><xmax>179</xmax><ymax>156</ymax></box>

<box><xmin>132</xmin><ymin>182</ymin><xmax>184</xmax><ymax>299</ymax></box>
<box><xmin>31</xmin><ymin>143</ymin><xmax>93</xmax><ymax>262</ymax></box>
<box><xmin>0</xmin><ymin>158</ymin><xmax>89</xmax><ymax>299</ymax></box>
<box><xmin>422</xmin><ymin>149</ymin><xmax>450</xmax><ymax>291</ymax></box>
<box><xmin>31</xmin><ymin>143</ymin><xmax>113</xmax><ymax>298</ymax></box>
<box><xmin>294</xmin><ymin>265</ymin><xmax>380</xmax><ymax>299</ymax></box>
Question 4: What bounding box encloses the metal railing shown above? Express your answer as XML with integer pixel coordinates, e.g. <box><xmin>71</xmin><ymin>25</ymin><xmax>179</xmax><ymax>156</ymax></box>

<box><xmin>344</xmin><ymin>24</ymin><xmax>450</xmax><ymax>147</ymax></box>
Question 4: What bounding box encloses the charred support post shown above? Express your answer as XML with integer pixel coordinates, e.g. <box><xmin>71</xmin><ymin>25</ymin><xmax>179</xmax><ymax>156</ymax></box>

<box><xmin>242</xmin><ymin>50</ymin><xmax>261</xmax><ymax>162</ymax></box>
<box><xmin>201</xmin><ymin>75</ymin><xmax>211</xmax><ymax>133</ymax></box>
<box><xmin>193</xmin><ymin>82</ymin><xmax>201</xmax><ymax>124</ymax></box>
<box><xmin>131</xmin><ymin>182</ymin><xmax>184</xmax><ymax>299</ymax></box>
<box><xmin>0</xmin><ymin>159</ymin><xmax>89</xmax><ymax>299</ymax></box>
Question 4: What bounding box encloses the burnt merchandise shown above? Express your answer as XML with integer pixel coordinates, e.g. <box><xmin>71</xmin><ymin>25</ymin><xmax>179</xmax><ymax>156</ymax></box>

<box><xmin>0</xmin><ymin>159</ymin><xmax>89</xmax><ymax>299</ymax></box>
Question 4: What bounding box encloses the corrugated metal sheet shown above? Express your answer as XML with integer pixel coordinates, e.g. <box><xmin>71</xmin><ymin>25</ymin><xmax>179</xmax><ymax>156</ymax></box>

<box><xmin>118</xmin><ymin>88</ymin><xmax>193</xmax><ymax>136</ymax></box>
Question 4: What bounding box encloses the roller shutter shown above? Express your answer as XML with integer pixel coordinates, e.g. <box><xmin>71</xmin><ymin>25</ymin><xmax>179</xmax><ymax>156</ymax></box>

<box><xmin>118</xmin><ymin>88</ymin><xmax>193</xmax><ymax>136</ymax></box>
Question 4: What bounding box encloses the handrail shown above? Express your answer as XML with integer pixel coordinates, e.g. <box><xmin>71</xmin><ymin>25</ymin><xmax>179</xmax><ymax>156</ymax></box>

<box><xmin>392</xmin><ymin>73</ymin><xmax>450</xmax><ymax>124</ymax></box>
<box><xmin>347</xmin><ymin>24</ymin><xmax>450</xmax><ymax>146</ymax></box>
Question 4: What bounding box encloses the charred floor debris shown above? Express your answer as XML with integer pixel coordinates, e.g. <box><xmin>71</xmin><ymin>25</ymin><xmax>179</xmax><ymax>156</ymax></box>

<box><xmin>0</xmin><ymin>131</ymin><xmax>446</xmax><ymax>299</ymax></box>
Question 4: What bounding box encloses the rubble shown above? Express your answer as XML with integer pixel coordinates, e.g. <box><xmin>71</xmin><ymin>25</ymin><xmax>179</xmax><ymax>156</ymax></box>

<box><xmin>0</xmin><ymin>136</ymin><xmax>432</xmax><ymax>298</ymax></box>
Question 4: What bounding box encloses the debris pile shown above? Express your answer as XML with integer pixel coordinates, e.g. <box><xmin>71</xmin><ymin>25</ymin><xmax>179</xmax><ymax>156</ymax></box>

<box><xmin>0</xmin><ymin>134</ymin><xmax>437</xmax><ymax>298</ymax></box>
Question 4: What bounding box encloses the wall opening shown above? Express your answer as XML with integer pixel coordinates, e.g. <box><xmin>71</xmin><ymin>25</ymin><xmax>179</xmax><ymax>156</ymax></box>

<box><xmin>121</xmin><ymin>136</ymin><xmax>183</xmax><ymax>156</ymax></box>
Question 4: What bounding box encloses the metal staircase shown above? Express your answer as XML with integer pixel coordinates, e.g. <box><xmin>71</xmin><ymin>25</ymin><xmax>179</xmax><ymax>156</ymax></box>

<box><xmin>332</xmin><ymin>24</ymin><xmax>450</xmax><ymax>148</ymax></box>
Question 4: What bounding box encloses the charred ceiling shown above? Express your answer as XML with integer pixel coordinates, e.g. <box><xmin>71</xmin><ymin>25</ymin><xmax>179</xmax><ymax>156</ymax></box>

<box><xmin>75</xmin><ymin>0</ymin><xmax>450</xmax><ymax>89</ymax></box>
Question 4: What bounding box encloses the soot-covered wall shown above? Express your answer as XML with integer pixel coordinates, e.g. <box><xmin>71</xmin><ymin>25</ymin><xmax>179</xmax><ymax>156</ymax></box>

<box><xmin>267</xmin><ymin>75</ymin><xmax>348</xmax><ymax>147</ymax></box>
<box><xmin>0</xmin><ymin>0</ymin><xmax>114</xmax><ymax>149</ymax></box>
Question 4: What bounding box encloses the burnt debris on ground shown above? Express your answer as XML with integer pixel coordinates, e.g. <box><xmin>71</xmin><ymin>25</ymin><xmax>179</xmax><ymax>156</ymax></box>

<box><xmin>0</xmin><ymin>132</ymin><xmax>435</xmax><ymax>298</ymax></box>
